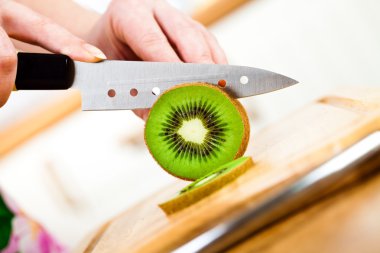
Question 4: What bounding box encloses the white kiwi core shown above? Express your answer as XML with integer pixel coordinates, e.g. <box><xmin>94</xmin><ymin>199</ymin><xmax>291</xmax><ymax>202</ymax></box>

<box><xmin>177</xmin><ymin>118</ymin><xmax>208</xmax><ymax>144</ymax></box>
<box><xmin>193</xmin><ymin>173</ymin><xmax>219</xmax><ymax>187</ymax></box>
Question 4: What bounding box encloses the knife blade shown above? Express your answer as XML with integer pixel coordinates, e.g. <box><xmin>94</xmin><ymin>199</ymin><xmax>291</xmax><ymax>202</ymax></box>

<box><xmin>15</xmin><ymin>53</ymin><xmax>298</xmax><ymax>111</ymax></box>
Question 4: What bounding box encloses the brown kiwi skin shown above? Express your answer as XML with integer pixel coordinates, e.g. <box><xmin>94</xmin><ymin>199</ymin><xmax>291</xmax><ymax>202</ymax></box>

<box><xmin>144</xmin><ymin>82</ymin><xmax>250</xmax><ymax>181</ymax></box>
<box><xmin>230</xmin><ymin>91</ymin><xmax>250</xmax><ymax>158</ymax></box>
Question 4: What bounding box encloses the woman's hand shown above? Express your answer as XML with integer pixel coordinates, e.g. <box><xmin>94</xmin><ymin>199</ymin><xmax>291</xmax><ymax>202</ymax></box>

<box><xmin>88</xmin><ymin>0</ymin><xmax>227</xmax><ymax>63</ymax></box>
<box><xmin>87</xmin><ymin>0</ymin><xmax>227</xmax><ymax>119</ymax></box>
<box><xmin>0</xmin><ymin>0</ymin><xmax>106</xmax><ymax>107</ymax></box>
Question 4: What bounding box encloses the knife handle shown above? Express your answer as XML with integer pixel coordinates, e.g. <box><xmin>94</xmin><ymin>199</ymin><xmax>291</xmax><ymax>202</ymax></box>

<box><xmin>15</xmin><ymin>52</ymin><xmax>74</xmax><ymax>90</ymax></box>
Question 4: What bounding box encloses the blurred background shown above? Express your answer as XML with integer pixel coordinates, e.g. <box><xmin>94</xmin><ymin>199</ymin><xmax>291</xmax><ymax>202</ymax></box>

<box><xmin>0</xmin><ymin>0</ymin><xmax>379</xmax><ymax>249</ymax></box>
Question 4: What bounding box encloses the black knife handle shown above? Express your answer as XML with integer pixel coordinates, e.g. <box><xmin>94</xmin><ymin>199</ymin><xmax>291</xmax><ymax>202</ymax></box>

<box><xmin>15</xmin><ymin>52</ymin><xmax>75</xmax><ymax>90</ymax></box>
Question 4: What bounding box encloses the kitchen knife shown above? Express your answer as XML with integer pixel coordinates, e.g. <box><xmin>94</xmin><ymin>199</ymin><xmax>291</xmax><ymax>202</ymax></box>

<box><xmin>14</xmin><ymin>53</ymin><xmax>298</xmax><ymax>111</ymax></box>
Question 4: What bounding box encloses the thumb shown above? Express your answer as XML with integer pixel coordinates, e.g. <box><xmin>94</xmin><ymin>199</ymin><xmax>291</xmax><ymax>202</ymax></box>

<box><xmin>0</xmin><ymin>27</ymin><xmax>17</xmax><ymax>108</ymax></box>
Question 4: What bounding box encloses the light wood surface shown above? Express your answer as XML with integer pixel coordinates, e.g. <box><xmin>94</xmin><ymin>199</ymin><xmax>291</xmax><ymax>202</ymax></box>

<box><xmin>192</xmin><ymin>0</ymin><xmax>250</xmax><ymax>26</ymax></box>
<box><xmin>75</xmin><ymin>86</ymin><xmax>380</xmax><ymax>252</ymax></box>
<box><xmin>0</xmin><ymin>91</ymin><xmax>81</xmax><ymax>157</ymax></box>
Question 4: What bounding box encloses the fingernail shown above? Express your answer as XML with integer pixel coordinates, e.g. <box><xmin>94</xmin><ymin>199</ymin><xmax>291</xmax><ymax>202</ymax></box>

<box><xmin>83</xmin><ymin>43</ymin><xmax>107</xmax><ymax>60</ymax></box>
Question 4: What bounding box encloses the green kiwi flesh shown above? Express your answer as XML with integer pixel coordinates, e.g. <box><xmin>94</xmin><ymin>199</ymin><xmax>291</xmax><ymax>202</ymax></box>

<box><xmin>159</xmin><ymin>156</ymin><xmax>253</xmax><ymax>215</ymax></box>
<box><xmin>145</xmin><ymin>83</ymin><xmax>249</xmax><ymax>180</ymax></box>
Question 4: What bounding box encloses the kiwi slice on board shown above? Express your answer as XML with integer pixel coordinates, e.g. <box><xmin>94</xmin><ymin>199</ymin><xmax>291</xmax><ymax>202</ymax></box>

<box><xmin>145</xmin><ymin>83</ymin><xmax>250</xmax><ymax>180</ymax></box>
<box><xmin>159</xmin><ymin>156</ymin><xmax>254</xmax><ymax>215</ymax></box>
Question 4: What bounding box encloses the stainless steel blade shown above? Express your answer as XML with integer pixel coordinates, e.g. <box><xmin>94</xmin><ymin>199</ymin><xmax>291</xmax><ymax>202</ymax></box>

<box><xmin>71</xmin><ymin>60</ymin><xmax>297</xmax><ymax>111</ymax></box>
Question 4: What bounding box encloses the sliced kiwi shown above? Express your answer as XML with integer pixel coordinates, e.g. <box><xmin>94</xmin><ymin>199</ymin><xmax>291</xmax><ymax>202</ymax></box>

<box><xmin>145</xmin><ymin>83</ymin><xmax>250</xmax><ymax>180</ymax></box>
<box><xmin>159</xmin><ymin>156</ymin><xmax>254</xmax><ymax>215</ymax></box>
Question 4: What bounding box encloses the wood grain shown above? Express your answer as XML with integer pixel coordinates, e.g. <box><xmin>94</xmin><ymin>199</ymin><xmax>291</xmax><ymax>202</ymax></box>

<box><xmin>192</xmin><ymin>0</ymin><xmax>250</xmax><ymax>26</ymax></box>
<box><xmin>76</xmin><ymin>86</ymin><xmax>380</xmax><ymax>252</ymax></box>
<box><xmin>0</xmin><ymin>91</ymin><xmax>81</xmax><ymax>157</ymax></box>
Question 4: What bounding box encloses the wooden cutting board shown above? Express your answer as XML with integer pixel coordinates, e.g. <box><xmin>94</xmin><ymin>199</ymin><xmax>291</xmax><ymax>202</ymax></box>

<box><xmin>76</xmin><ymin>86</ymin><xmax>380</xmax><ymax>253</ymax></box>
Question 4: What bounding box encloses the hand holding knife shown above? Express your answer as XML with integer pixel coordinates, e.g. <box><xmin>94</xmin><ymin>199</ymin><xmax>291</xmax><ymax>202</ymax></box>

<box><xmin>15</xmin><ymin>53</ymin><xmax>298</xmax><ymax>111</ymax></box>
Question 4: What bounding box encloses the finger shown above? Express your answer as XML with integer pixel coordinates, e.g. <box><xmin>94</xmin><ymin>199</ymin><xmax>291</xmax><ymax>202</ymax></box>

<box><xmin>113</xmin><ymin>6</ymin><xmax>181</xmax><ymax>62</ymax></box>
<box><xmin>0</xmin><ymin>27</ymin><xmax>17</xmax><ymax>108</ymax></box>
<box><xmin>105</xmin><ymin>42</ymin><xmax>141</xmax><ymax>61</ymax></box>
<box><xmin>88</xmin><ymin>22</ymin><xmax>141</xmax><ymax>61</ymax></box>
<box><xmin>154</xmin><ymin>3</ymin><xmax>214</xmax><ymax>64</ymax></box>
<box><xmin>192</xmin><ymin>21</ymin><xmax>228</xmax><ymax>64</ymax></box>
<box><xmin>133</xmin><ymin>109</ymin><xmax>150</xmax><ymax>121</ymax></box>
<box><xmin>0</xmin><ymin>1</ymin><xmax>106</xmax><ymax>62</ymax></box>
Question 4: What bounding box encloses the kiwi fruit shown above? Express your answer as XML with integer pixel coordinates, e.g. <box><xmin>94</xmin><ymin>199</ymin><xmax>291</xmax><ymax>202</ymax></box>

<box><xmin>159</xmin><ymin>156</ymin><xmax>254</xmax><ymax>215</ymax></box>
<box><xmin>145</xmin><ymin>83</ymin><xmax>250</xmax><ymax>180</ymax></box>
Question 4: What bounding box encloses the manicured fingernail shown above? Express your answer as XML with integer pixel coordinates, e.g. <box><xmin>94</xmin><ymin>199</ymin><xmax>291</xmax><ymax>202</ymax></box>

<box><xmin>83</xmin><ymin>43</ymin><xmax>107</xmax><ymax>60</ymax></box>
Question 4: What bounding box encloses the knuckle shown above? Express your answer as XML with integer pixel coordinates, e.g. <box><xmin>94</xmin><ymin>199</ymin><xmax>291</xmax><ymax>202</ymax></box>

<box><xmin>197</xmin><ymin>52</ymin><xmax>213</xmax><ymax>62</ymax></box>
<box><xmin>33</xmin><ymin>17</ymin><xmax>54</xmax><ymax>36</ymax></box>
<box><xmin>138</xmin><ymin>32</ymin><xmax>166</xmax><ymax>47</ymax></box>
<box><xmin>173</xmin><ymin>20</ymin><xmax>197</xmax><ymax>37</ymax></box>
<box><xmin>182</xmin><ymin>45</ymin><xmax>212</xmax><ymax>63</ymax></box>
<box><xmin>176</xmin><ymin>26</ymin><xmax>195</xmax><ymax>39</ymax></box>
<box><xmin>0</xmin><ymin>53</ymin><xmax>17</xmax><ymax>73</ymax></box>
<box><xmin>191</xmin><ymin>20</ymin><xmax>216</xmax><ymax>40</ymax></box>
<box><xmin>179</xmin><ymin>22</ymin><xmax>195</xmax><ymax>32</ymax></box>
<box><xmin>33</xmin><ymin>17</ymin><xmax>49</xmax><ymax>29</ymax></box>
<box><xmin>0</xmin><ymin>63</ymin><xmax>14</xmax><ymax>107</ymax></box>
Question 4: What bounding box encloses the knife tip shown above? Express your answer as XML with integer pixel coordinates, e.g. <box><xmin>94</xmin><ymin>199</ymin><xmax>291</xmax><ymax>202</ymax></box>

<box><xmin>283</xmin><ymin>76</ymin><xmax>299</xmax><ymax>88</ymax></box>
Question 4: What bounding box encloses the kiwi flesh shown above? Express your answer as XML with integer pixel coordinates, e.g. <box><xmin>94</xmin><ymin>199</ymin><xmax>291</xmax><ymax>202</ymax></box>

<box><xmin>159</xmin><ymin>156</ymin><xmax>254</xmax><ymax>215</ymax></box>
<box><xmin>144</xmin><ymin>83</ymin><xmax>250</xmax><ymax>180</ymax></box>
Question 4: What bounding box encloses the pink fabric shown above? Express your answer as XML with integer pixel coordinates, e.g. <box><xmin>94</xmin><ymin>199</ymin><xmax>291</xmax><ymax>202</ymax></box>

<box><xmin>1</xmin><ymin>190</ymin><xmax>67</xmax><ymax>253</ymax></box>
